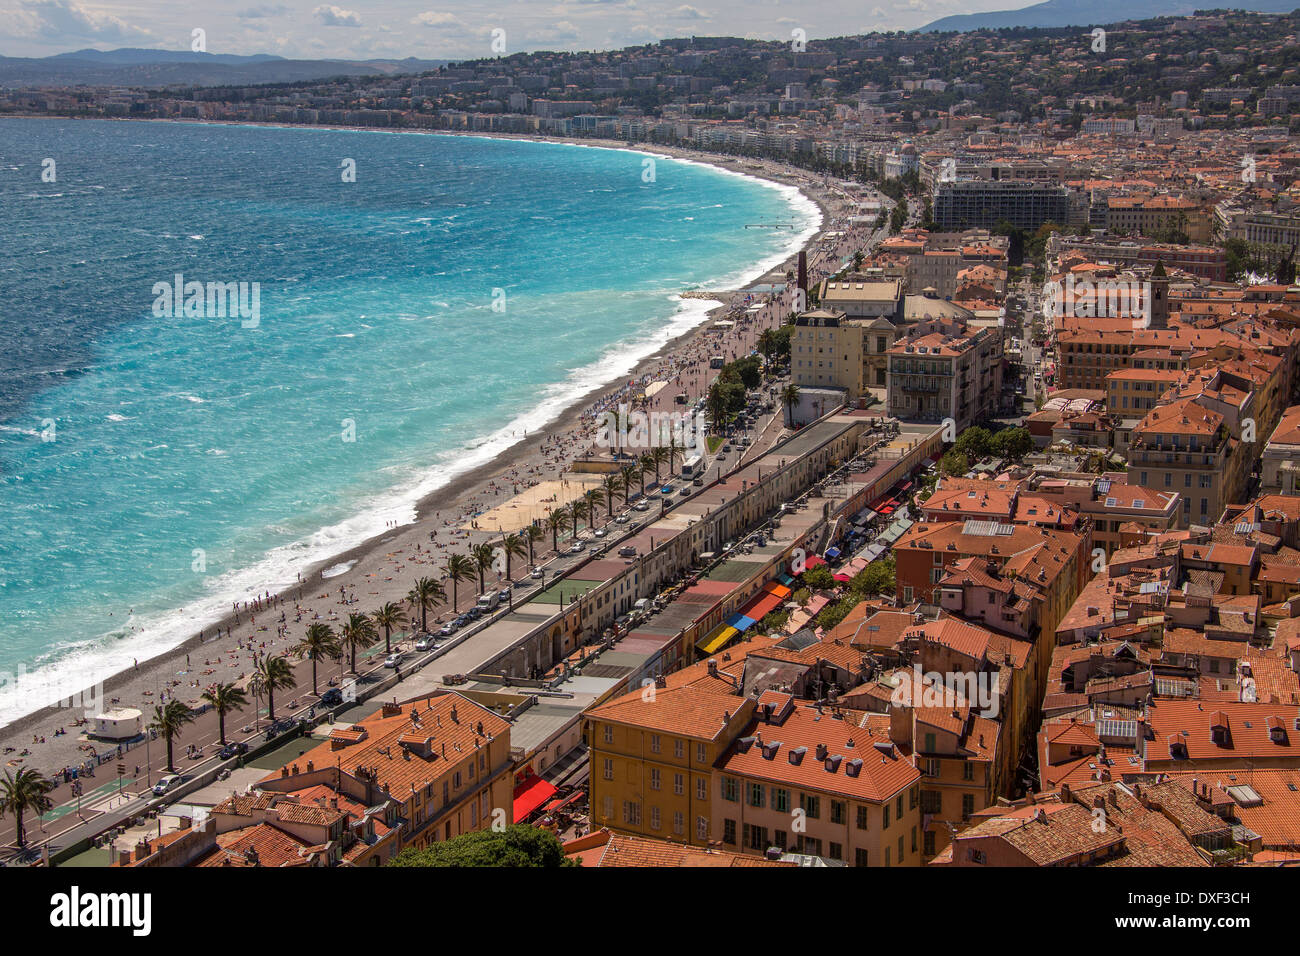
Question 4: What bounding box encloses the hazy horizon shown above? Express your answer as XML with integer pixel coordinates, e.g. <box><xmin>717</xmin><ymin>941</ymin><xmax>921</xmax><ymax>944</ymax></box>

<box><xmin>0</xmin><ymin>0</ymin><xmax>1033</xmax><ymax>61</ymax></box>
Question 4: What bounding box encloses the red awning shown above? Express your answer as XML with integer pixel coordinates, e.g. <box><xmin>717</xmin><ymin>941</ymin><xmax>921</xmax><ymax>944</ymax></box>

<box><xmin>540</xmin><ymin>790</ymin><xmax>586</xmax><ymax>814</ymax></box>
<box><xmin>833</xmin><ymin>573</ymin><xmax>853</xmax><ymax>583</ymax></box>
<box><xmin>744</xmin><ymin>592</ymin><xmax>784</xmax><ymax>620</ymax></box>
<box><xmin>803</xmin><ymin>555</ymin><xmax>827</xmax><ymax>569</ymax></box>
<box><xmin>513</xmin><ymin>775</ymin><xmax>559</xmax><ymax>822</ymax></box>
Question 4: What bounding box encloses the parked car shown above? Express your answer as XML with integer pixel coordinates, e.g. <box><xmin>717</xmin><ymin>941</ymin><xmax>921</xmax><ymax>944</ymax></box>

<box><xmin>415</xmin><ymin>637</ymin><xmax>436</xmax><ymax>652</ymax></box>
<box><xmin>567</xmin><ymin>540</ymin><xmax>585</xmax><ymax>554</ymax></box>
<box><xmin>384</xmin><ymin>653</ymin><xmax>403</xmax><ymax>669</ymax></box>
<box><xmin>438</xmin><ymin>621</ymin><xmax>457</xmax><ymax>637</ymax></box>
<box><xmin>218</xmin><ymin>742</ymin><xmax>249</xmax><ymax>760</ymax></box>
<box><xmin>465</xmin><ymin>606</ymin><xmax>483</xmax><ymax>620</ymax></box>
<box><xmin>320</xmin><ymin>688</ymin><xmax>345</xmax><ymax>706</ymax></box>
<box><xmin>153</xmin><ymin>774</ymin><xmax>183</xmax><ymax>797</ymax></box>
<box><xmin>594</xmin><ymin>527</ymin><xmax>608</xmax><ymax>537</ymax></box>
<box><xmin>615</xmin><ymin>513</ymin><xmax>630</xmax><ymax>524</ymax></box>
<box><xmin>498</xmin><ymin>588</ymin><xmax>511</xmax><ymax>602</ymax></box>
<box><xmin>454</xmin><ymin>614</ymin><xmax>471</xmax><ymax>628</ymax></box>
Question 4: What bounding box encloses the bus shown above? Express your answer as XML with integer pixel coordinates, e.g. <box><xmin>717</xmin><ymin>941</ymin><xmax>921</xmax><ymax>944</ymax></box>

<box><xmin>680</xmin><ymin>454</ymin><xmax>703</xmax><ymax>479</ymax></box>
<box><xmin>709</xmin><ymin>355</ymin><xmax>725</xmax><ymax>369</ymax></box>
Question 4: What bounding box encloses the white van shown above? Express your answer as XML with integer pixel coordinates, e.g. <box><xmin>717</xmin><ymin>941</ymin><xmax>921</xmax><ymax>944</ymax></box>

<box><xmin>476</xmin><ymin>591</ymin><xmax>501</xmax><ymax>613</ymax></box>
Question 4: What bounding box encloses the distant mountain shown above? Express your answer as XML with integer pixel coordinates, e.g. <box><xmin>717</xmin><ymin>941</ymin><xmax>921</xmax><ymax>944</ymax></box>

<box><xmin>0</xmin><ymin>48</ymin><xmax>450</xmax><ymax>89</ymax></box>
<box><xmin>919</xmin><ymin>0</ymin><xmax>1300</xmax><ymax>32</ymax></box>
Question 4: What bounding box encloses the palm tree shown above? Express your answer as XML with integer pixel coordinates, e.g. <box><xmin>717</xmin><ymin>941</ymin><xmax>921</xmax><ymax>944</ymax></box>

<box><xmin>292</xmin><ymin>622</ymin><xmax>341</xmax><ymax>695</ymax></box>
<box><xmin>650</xmin><ymin>445</ymin><xmax>671</xmax><ymax>485</ymax></box>
<box><xmin>471</xmin><ymin>542</ymin><xmax>497</xmax><ymax>594</ymax></box>
<box><xmin>500</xmin><ymin>533</ymin><xmax>528</xmax><ymax>580</ymax></box>
<box><xmin>525</xmin><ymin>523</ymin><xmax>544</xmax><ymax>565</ymax></box>
<box><xmin>707</xmin><ymin>382</ymin><xmax>730</xmax><ymax>430</ymax></box>
<box><xmin>340</xmin><ymin>613</ymin><xmax>379</xmax><ymax>673</ymax></box>
<box><xmin>758</xmin><ymin>329</ymin><xmax>777</xmax><ymax>371</ymax></box>
<box><xmin>445</xmin><ymin>554</ymin><xmax>475</xmax><ymax>612</ymax></box>
<box><xmin>0</xmin><ymin>768</ymin><xmax>54</xmax><ymax>847</ymax></box>
<box><xmin>251</xmin><ymin>654</ymin><xmax>296</xmax><ymax>722</ymax></box>
<box><xmin>406</xmin><ymin>577</ymin><xmax>445</xmax><ymax>634</ymax></box>
<box><xmin>601</xmin><ymin>473</ymin><xmax>624</xmax><ymax>518</ymax></box>
<box><xmin>150</xmin><ymin>700</ymin><xmax>196</xmax><ymax>773</ymax></box>
<box><xmin>583</xmin><ymin>488</ymin><xmax>605</xmax><ymax>529</ymax></box>
<box><xmin>781</xmin><ymin>383</ymin><xmax>801</xmax><ymax>426</ymax></box>
<box><xmin>620</xmin><ymin>465</ymin><xmax>639</xmax><ymax>504</ymax></box>
<box><xmin>544</xmin><ymin>509</ymin><xmax>566</xmax><ymax>553</ymax></box>
<box><xmin>569</xmin><ymin>499</ymin><xmax>589</xmax><ymax>537</ymax></box>
<box><xmin>638</xmin><ymin>453</ymin><xmax>656</xmax><ymax>495</ymax></box>
<box><xmin>201</xmin><ymin>682</ymin><xmax>249</xmax><ymax>746</ymax></box>
<box><xmin>667</xmin><ymin>433</ymin><xmax>682</xmax><ymax>475</ymax></box>
<box><xmin>371</xmin><ymin>600</ymin><xmax>409</xmax><ymax>654</ymax></box>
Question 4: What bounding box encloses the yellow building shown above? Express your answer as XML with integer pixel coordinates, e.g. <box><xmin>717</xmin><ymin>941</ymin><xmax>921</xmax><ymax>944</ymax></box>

<box><xmin>585</xmin><ymin>662</ymin><xmax>756</xmax><ymax>845</ymax></box>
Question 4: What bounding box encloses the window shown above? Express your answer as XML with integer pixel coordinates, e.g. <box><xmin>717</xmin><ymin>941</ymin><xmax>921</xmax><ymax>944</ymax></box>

<box><xmin>673</xmin><ymin>811</ymin><xmax>684</xmax><ymax>835</ymax></box>
<box><xmin>923</xmin><ymin>732</ymin><xmax>936</xmax><ymax>753</ymax></box>
<box><xmin>775</xmin><ymin>829</ymin><xmax>788</xmax><ymax>850</ymax></box>
<box><xmin>883</xmin><ymin>804</ymin><xmax>890</xmax><ymax>828</ymax></box>
<box><xmin>962</xmin><ymin>761</ymin><xmax>975</xmax><ymax>782</ymax></box>
<box><xmin>856</xmin><ymin>805</ymin><xmax>869</xmax><ymax>830</ymax></box>
<box><xmin>603</xmin><ymin>795</ymin><xmax>614</xmax><ymax>820</ymax></box>
<box><xmin>962</xmin><ymin>793</ymin><xmax>975</xmax><ymax>820</ymax></box>
<box><xmin>855</xmin><ymin>848</ymin><xmax>869</xmax><ymax>867</ymax></box>
<box><xmin>924</xmin><ymin>830</ymin><xmax>936</xmax><ymax>857</ymax></box>
<box><xmin>772</xmin><ymin>788</ymin><xmax>790</xmax><ymax>813</ymax></box>
<box><xmin>802</xmin><ymin>794</ymin><xmax>820</xmax><ymax>819</ymax></box>
<box><xmin>696</xmin><ymin>778</ymin><xmax>707</xmax><ymax>801</ymax></box>
<box><xmin>650</xmin><ymin>768</ymin><xmax>661</xmax><ymax>791</ymax></box>
<box><xmin>673</xmin><ymin>773</ymin><xmax>684</xmax><ymax>796</ymax></box>
<box><xmin>723</xmin><ymin>819</ymin><xmax>737</xmax><ymax>845</ymax></box>
<box><xmin>912</xmin><ymin>826</ymin><xmax>918</xmax><ymax>853</ymax></box>
<box><xmin>674</xmin><ymin>739</ymin><xmax>684</xmax><ymax>759</ymax></box>
<box><xmin>697</xmin><ymin>743</ymin><xmax>706</xmax><ymax>763</ymax></box>
<box><xmin>650</xmin><ymin>733</ymin><xmax>660</xmax><ymax>754</ymax></box>
<box><xmin>623</xmin><ymin>801</ymin><xmax>642</xmax><ymax>826</ymax></box>
<box><xmin>748</xmin><ymin>825</ymin><xmax>769</xmax><ymax>851</ymax></box>
<box><xmin>602</xmin><ymin>758</ymin><xmax>613</xmax><ymax>781</ymax></box>
<box><xmin>921</xmin><ymin>790</ymin><xmax>942</xmax><ymax>813</ymax></box>
<box><xmin>722</xmin><ymin>777</ymin><xmax>739</xmax><ymax>802</ymax></box>
<box><xmin>830</xmin><ymin>800</ymin><xmax>847</xmax><ymax>825</ymax></box>
<box><xmin>749</xmin><ymin>782</ymin><xmax>765</xmax><ymax>808</ymax></box>
<box><xmin>603</xmin><ymin>724</ymin><xmax>613</xmax><ymax>745</ymax></box>
<box><xmin>898</xmin><ymin>835</ymin><xmax>905</xmax><ymax>861</ymax></box>
<box><xmin>897</xmin><ymin>794</ymin><xmax>904</xmax><ymax>819</ymax></box>
<box><xmin>830</xmin><ymin>841</ymin><xmax>843</xmax><ymax>861</ymax></box>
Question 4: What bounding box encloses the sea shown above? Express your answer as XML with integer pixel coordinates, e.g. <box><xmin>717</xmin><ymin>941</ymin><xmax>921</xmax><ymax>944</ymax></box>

<box><xmin>0</xmin><ymin>117</ymin><xmax>819</xmax><ymax>727</ymax></box>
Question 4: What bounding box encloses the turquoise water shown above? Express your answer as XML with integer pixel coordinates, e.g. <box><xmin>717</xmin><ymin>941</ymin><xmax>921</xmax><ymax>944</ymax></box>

<box><xmin>0</xmin><ymin>118</ymin><xmax>817</xmax><ymax>724</ymax></box>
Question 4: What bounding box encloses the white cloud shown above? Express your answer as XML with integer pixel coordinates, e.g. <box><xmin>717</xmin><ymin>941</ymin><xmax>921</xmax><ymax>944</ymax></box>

<box><xmin>670</xmin><ymin>4</ymin><xmax>709</xmax><ymax>19</ymax></box>
<box><xmin>411</xmin><ymin>11</ymin><xmax>465</xmax><ymax>29</ymax></box>
<box><xmin>19</xmin><ymin>0</ymin><xmax>152</xmax><ymax>43</ymax></box>
<box><xmin>312</xmin><ymin>5</ymin><xmax>362</xmax><ymax>28</ymax></box>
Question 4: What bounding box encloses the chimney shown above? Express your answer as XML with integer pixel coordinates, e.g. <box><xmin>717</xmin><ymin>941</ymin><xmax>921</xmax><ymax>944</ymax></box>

<box><xmin>132</xmin><ymin>840</ymin><xmax>151</xmax><ymax>863</ymax></box>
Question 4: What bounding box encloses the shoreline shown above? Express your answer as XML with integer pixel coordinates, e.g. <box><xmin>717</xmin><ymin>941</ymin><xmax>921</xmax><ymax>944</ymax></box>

<box><xmin>0</xmin><ymin>121</ymin><xmax>856</xmax><ymax>767</ymax></box>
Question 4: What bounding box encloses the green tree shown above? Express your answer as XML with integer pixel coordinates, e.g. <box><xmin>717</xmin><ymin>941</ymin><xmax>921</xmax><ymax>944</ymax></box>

<box><xmin>292</xmin><ymin>622</ymin><xmax>341</xmax><ymax>695</ymax></box>
<box><xmin>372</xmin><ymin>600</ymin><xmax>409</xmax><ymax>655</ymax></box>
<box><xmin>801</xmin><ymin>565</ymin><xmax>837</xmax><ymax>590</ymax></box>
<box><xmin>201</xmin><ymin>682</ymin><xmax>249</xmax><ymax>746</ymax></box>
<box><xmin>499</xmin><ymin>532</ymin><xmax>528</xmax><ymax>579</ymax></box>
<box><xmin>150</xmin><ymin>700</ymin><xmax>196</xmax><ymax>772</ymax></box>
<box><xmin>990</xmin><ymin>426</ymin><xmax>1033</xmax><ymax>461</ymax></box>
<box><xmin>340</xmin><ymin>612</ymin><xmax>379</xmax><ymax>673</ymax></box>
<box><xmin>780</xmin><ymin>383</ymin><xmax>800</xmax><ymax>426</ymax></box>
<box><xmin>471</xmin><ymin>542</ymin><xmax>497</xmax><ymax>594</ymax></box>
<box><xmin>407</xmin><ymin>577</ymin><xmax>446</xmax><ymax>634</ymax></box>
<box><xmin>251</xmin><ymin>654</ymin><xmax>296</xmax><ymax>722</ymax></box>
<box><xmin>954</xmin><ymin>426</ymin><xmax>992</xmax><ymax>460</ymax></box>
<box><xmin>941</xmin><ymin>448</ymin><xmax>970</xmax><ymax>476</ymax></box>
<box><xmin>389</xmin><ymin>824</ymin><xmax>576</xmax><ymax>867</ymax></box>
<box><xmin>445</xmin><ymin>554</ymin><xmax>475</xmax><ymax>612</ymax></box>
<box><xmin>0</xmin><ymin>767</ymin><xmax>54</xmax><ymax>846</ymax></box>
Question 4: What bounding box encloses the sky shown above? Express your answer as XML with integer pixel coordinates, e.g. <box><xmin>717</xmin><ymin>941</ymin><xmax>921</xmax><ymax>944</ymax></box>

<box><xmin>0</xmin><ymin>0</ymin><xmax>1024</xmax><ymax>60</ymax></box>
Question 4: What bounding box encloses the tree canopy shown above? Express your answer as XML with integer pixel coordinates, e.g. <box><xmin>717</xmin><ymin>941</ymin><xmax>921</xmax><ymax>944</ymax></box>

<box><xmin>389</xmin><ymin>824</ymin><xmax>575</xmax><ymax>868</ymax></box>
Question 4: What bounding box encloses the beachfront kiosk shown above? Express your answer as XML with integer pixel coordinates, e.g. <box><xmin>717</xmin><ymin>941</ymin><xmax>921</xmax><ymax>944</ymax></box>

<box><xmin>92</xmin><ymin>707</ymin><xmax>143</xmax><ymax>741</ymax></box>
